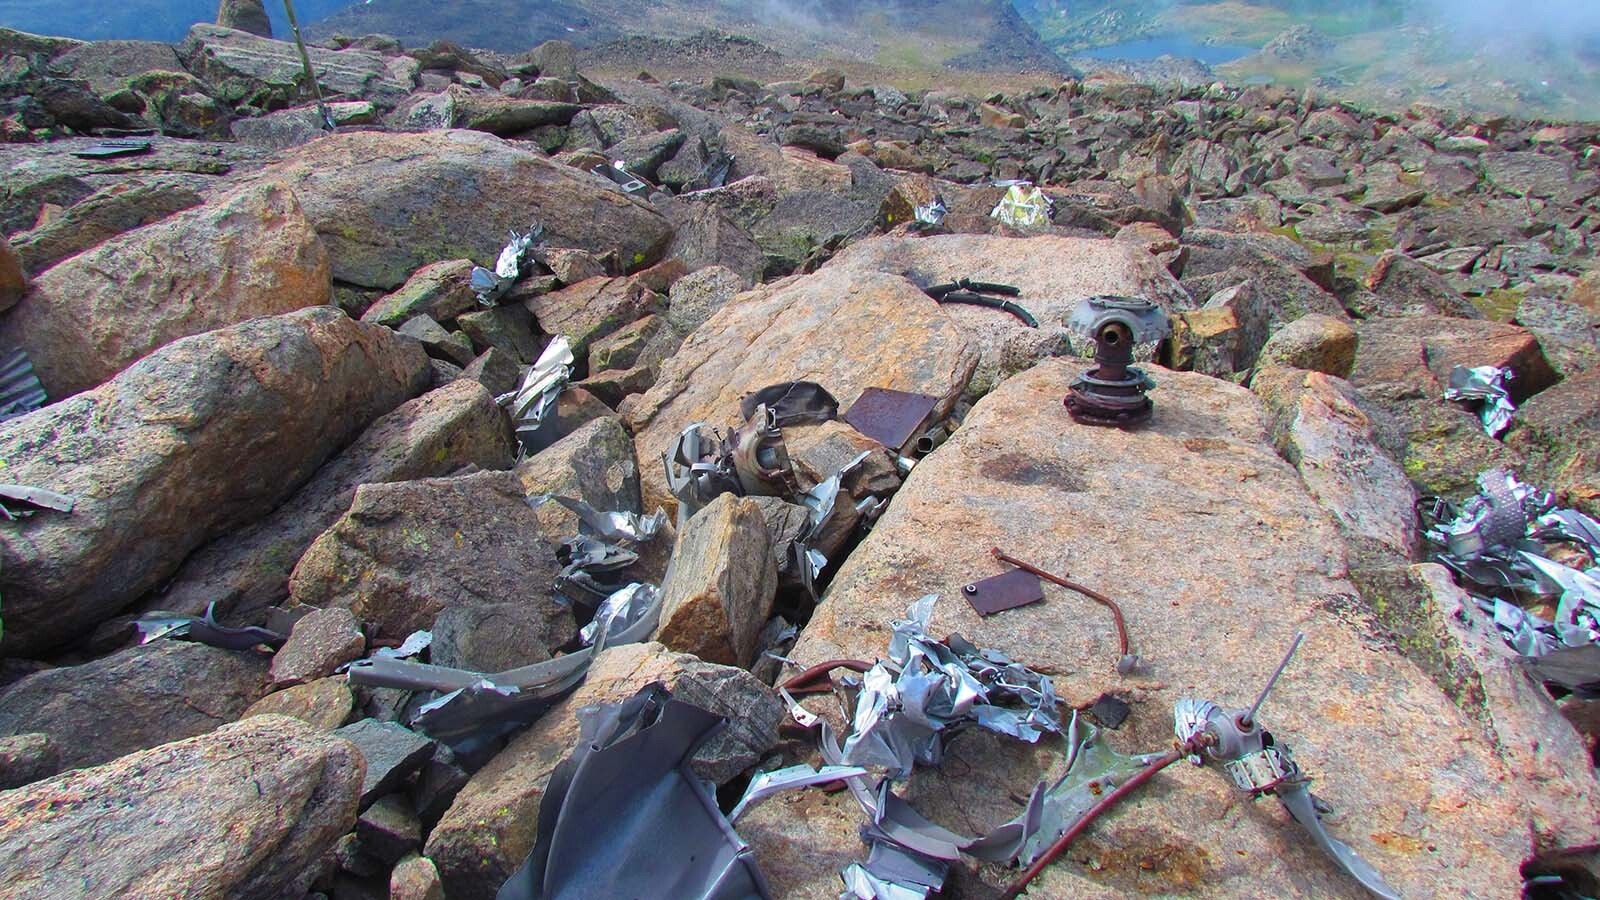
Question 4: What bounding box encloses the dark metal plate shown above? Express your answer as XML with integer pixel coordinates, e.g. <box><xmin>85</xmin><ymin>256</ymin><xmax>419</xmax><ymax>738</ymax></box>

<box><xmin>1088</xmin><ymin>693</ymin><xmax>1131</xmax><ymax>729</ymax></box>
<box><xmin>72</xmin><ymin>139</ymin><xmax>153</xmax><ymax>159</ymax></box>
<box><xmin>844</xmin><ymin>387</ymin><xmax>939</xmax><ymax>453</ymax></box>
<box><xmin>961</xmin><ymin>568</ymin><xmax>1044</xmax><ymax>617</ymax></box>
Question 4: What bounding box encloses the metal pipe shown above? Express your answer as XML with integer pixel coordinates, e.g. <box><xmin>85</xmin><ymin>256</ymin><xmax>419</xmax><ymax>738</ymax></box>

<box><xmin>990</xmin><ymin>547</ymin><xmax>1132</xmax><ymax>660</ymax></box>
<box><xmin>281</xmin><ymin>0</ymin><xmax>334</xmax><ymax>130</ymax></box>
<box><xmin>1239</xmin><ymin>631</ymin><xmax>1305</xmax><ymax>729</ymax></box>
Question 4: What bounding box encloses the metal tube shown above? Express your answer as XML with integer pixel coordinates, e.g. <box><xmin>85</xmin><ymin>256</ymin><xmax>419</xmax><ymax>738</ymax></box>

<box><xmin>281</xmin><ymin>0</ymin><xmax>334</xmax><ymax>129</ymax></box>
<box><xmin>990</xmin><ymin>547</ymin><xmax>1133</xmax><ymax>661</ymax></box>
<box><xmin>1240</xmin><ymin>631</ymin><xmax>1305</xmax><ymax>728</ymax></box>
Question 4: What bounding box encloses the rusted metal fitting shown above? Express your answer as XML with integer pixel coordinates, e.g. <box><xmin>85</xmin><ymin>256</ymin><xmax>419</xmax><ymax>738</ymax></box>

<box><xmin>1064</xmin><ymin>295</ymin><xmax>1171</xmax><ymax>428</ymax></box>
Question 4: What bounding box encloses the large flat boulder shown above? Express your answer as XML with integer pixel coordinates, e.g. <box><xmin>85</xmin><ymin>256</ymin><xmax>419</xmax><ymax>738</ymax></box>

<box><xmin>623</xmin><ymin>267</ymin><xmax>979</xmax><ymax>515</ymax></box>
<box><xmin>0</xmin><ymin>180</ymin><xmax>330</xmax><ymax>398</ymax></box>
<box><xmin>745</xmin><ymin>358</ymin><xmax>1544</xmax><ymax>898</ymax></box>
<box><xmin>426</xmin><ymin>641</ymin><xmax>783</xmax><ymax>900</ymax></box>
<box><xmin>0</xmin><ymin>641</ymin><xmax>267</xmax><ymax>773</ymax></box>
<box><xmin>154</xmin><ymin>379</ymin><xmax>513</xmax><ymax>623</ymax></box>
<box><xmin>250</xmin><ymin>130</ymin><xmax>675</xmax><ymax>290</ymax></box>
<box><xmin>823</xmin><ymin>233</ymin><xmax>1191</xmax><ymax>393</ymax></box>
<box><xmin>0</xmin><ymin>715</ymin><xmax>362</xmax><ymax>899</ymax></box>
<box><xmin>0</xmin><ymin>307</ymin><xmax>430</xmax><ymax>656</ymax></box>
<box><xmin>181</xmin><ymin>24</ymin><xmax>416</xmax><ymax>110</ymax></box>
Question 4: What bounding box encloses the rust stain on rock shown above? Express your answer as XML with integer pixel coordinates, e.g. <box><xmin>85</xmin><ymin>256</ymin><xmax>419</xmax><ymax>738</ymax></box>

<box><xmin>1075</xmin><ymin>825</ymin><xmax>1220</xmax><ymax>892</ymax></box>
<box><xmin>980</xmin><ymin>451</ymin><xmax>1088</xmax><ymax>490</ymax></box>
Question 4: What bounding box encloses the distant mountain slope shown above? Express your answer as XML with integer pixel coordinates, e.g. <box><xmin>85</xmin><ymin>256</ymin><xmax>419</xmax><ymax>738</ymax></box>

<box><xmin>306</xmin><ymin>0</ymin><xmax>1071</xmax><ymax>72</ymax></box>
<box><xmin>0</xmin><ymin>0</ymin><xmax>353</xmax><ymax>42</ymax></box>
<box><xmin>1</xmin><ymin>0</ymin><xmax>1070</xmax><ymax>74</ymax></box>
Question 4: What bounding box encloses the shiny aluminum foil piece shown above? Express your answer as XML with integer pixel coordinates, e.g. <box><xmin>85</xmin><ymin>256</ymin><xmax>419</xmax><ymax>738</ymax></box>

<box><xmin>473</xmin><ymin>223</ymin><xmax>545</xmax><ymax>306</ymax></box>
<box><xmin>578</xmin><ymin>583</ymin><xmax>660</xmax><ymax>646</ymax></box>
<box><xmin>912</xmin><ymin>198</ymin><xmax>947</xmax><ymax>228</ymax></box>
<box><xmin>376</xmin><ymin>630</ymin><xmax>433</xmax><ymax>660</ymax></box>
<box><xmin>348</xmin><ymin>578</ymin><xmax>665</xmax><ymax>743</ymax></box>
<box><xmin>840</xmin><ymin>596</ymin><xmax>1061</xmax><ymax>777</ymax></box>
<box><xmin>989</xmin><ymin>183</ymin><xmax>1053</xmax><ymax>229</ymax></box>
<box><xmin>728</xmin><ymin>763</ymin><xmax>870</xmax><ymax>822</ymax></box>
<box><xmin>497</xmin><ymin>336</ymin><xmax>573</xmax><ymax>450</ymax></box>
<box><xmin>531</xmin><ymin>494</ymin><xmax>667</xmax><ymax>544</ymax></box>
<box><xmin>1443</xmin><ymin>364</ymin><xmax>1516</xmax><ymax>437</ymax></box>
<box><xmin>1424</xmin><ymin>468</ymin><xmax>1553</xmax><ymax>561</ymax></box>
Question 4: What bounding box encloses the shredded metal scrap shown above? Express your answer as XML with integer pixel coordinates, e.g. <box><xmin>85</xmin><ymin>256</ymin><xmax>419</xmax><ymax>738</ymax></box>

<box><xmin>134</xmin><ymin>601</ymin><xmax>285</xmax><ymax>651</ymax></box>
<box><xmin>840</xmin><ymin>596</ymin><xmax>1062</xmax><ymax>776</ymax></box>
<box><xmin>473</xmin><ymin>223</ymin><xmax>546</xmax><ymax>306</ymax></box>
<box><xmin>1443</xmin><ymin>364</ymin><xmax>1516</xmax><ymax>437</ymax></box>
<box><xmin>497</xmin><ymin>336</ymin><xmax>574</xmax><ymax>452</ymax></box>
<box><xmin>498</xmin><ymin>684</ymin><xmax>771</xmax><ymax>900</ymax></box>
<box><xmin>347</xmin><ymin>581</ymin><xmax>663</xmax><ymax>743</ymax></box>
<box><xmin>1421</xmin><ymin>469</ymin><xmax>1600</xmax><ymax>657</ymax></box>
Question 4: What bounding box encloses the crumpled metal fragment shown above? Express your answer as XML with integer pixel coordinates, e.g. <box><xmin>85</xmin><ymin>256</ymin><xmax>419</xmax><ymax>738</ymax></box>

<box><xmin>664</xmin><ymin>405</ymin><xmax>797</xmax><ymax>524</ymax></box>
<box><xmin>579</xmin><ymin>583</ymin><xmax>660</xmax><ymax>646</ymax></box>
<box><xmin>1423</xmin><ymin>470</ymin><xmax>1600</xmax><ymax>657</ymax></box>
<box><xmin>473</xmin><ymin>223</ymin><xmax>545</xmax><ymax>307</ymax></box>
<box><xmin>1521</xmin><ymin>644</ymin><xmax>1600</xmax><ymax>698</ymax></box>
<box><xmin>912</xmin><ymin>198</ymin><xmax>947</xmax><ymax>229</ymax></box>
<box><xmin>840</xmin><ymin>595</ymin><xmax>1061</xmax><ymax>777</ymax></box>
<box><xmin>728</xmin><ymin>762</ymin><xmax>869</xmax><ymax>822</ymax></box>
<box><xmin>376</xmin><ymin>630</ymin><xmax>432</xmax><ymax>660</ymax></box>
<box><xmin>1443</xmin><ymin>364</ymin><xmax>1516</xmax><ymax>437</ymax></box>
<box><xmin>0</xmin><ymin>484</ymin><xmax>76</xmax><ymax>520</ymax></box>
<box><xmin>1173</xmin><ymin>699</ymin><xmax>1400</xmax><ymax>900</ymax></box>
<box><xmin>531</xmin><ymin>494</ymin><xmax>666</xmax><ymax>544</ymax></box>
<box><xmin>497</xmin><ymin>336</ymin><xmax>573</xmax><ymax>451</ymax></box>
<box><xmin>497</xmin><ymin>684</ymin><xmax>771</xmax><ymax>900</ymax></box>
<box><xmin>133</xmin><ymin>601</ymin><xmax>285</xmax><ymax>651</ymax></box>
<box><xmin>1423</xmin><ymin>468</ymin><xmax>1553</xmax><ymax>562</ymax></box>
<box><xmin>347</xmin><ymin>580</ymin><xmax>664</xmax><ymax>743</ymax></box>
<box><xmin>0</xmin><ymin>348</ymin><xmax>47</xmax><ymax>423</ymax></box>
<box><xmin>989</xmin><ymin>182</ymin><xmax>1053</xmax><ymax>229</ymax></box>
<box><xmin>531</xmin><ymin>494</ymin><xmax>666</xmax><ymax>600</ymax></box>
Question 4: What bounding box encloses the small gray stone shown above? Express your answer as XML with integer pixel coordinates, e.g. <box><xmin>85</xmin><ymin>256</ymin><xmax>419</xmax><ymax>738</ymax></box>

<box><xmin>399</xmin><ymin>315</ymin><xmax>477</xmax><ymax>367</ymax></box>
<box><xmin>409</xmin><ymin>743</ymin><xmax>469</xmax><ymax>826</ymax></box>
<box><xmin>356</xmin><ymin>795</ymin><xmax>421</xmax><ymax>865</ymax></box>
<box><xmin>332</xmin><ymin>720</ymin><xmax>435</xmax><ymax>808</ymax></box>
<box><xmin>456</xmin><ymin>304</ymin><xmax>541</xmax><ymax>364</ymax></box>
<box><xmin>459</xmin><ymin>346</ymin><xmax>524</xmax><ymax>396</ymax></box>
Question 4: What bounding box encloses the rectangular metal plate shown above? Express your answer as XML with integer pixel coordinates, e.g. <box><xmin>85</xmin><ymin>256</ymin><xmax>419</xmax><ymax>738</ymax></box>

<box><xmin>962</xmin><ymin>569</ymin><xmax>1044</xmax><ymax>617</ymax></box>
<box><xmin>72</xmin><ymin>140</ymin><xmax>153</xmax><ymax>159</ymax></box>
<box><xmin>844</xmin><ymin>387</ymin><xmax>939</xmax><ymax>453</ymax></box>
